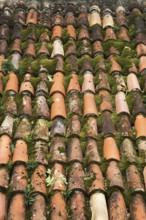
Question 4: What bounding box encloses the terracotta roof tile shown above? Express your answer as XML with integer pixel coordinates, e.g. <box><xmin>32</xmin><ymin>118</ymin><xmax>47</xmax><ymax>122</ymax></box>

<box><xmin>70</xmin><ymin>191</ymin><xmax>86</xmax><ymax>220</ymax></box>
<box><xmin>108</xmin><ymin>190</ymin><xmax>127</xmax><ymax>220</ymax></box>
<box><xmin>0</xmin><ymin>1</ymin><xmax>146</xmax><ymax>218</ymax></box>
<box><xmin>10</xmin><ymin>164</ymin><xmax>28</xmax><ymax>192</ymax></box>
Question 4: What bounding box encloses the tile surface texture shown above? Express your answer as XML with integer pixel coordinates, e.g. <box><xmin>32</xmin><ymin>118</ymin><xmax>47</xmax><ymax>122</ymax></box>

<box><xmin>0</xmin><ymin>0</ymin><xmax>146</xmax><ymax>219</ymax></box>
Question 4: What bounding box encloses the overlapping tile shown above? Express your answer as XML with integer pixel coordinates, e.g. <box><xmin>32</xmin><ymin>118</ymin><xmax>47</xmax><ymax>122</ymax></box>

<box><xmin>0</xmin><ymin>0</ymin><xmax>146</xmax><ymax>219</ymax></box>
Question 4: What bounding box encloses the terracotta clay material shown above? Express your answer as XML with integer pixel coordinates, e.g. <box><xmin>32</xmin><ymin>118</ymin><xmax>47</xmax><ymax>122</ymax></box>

<box><xmin>0</xmin><ymin>24</ymin><xmax>10</xmax><ymax>42</ymax></box>
<box><xmin>118</xmin><ymin>27</ymin><xmax>130</xmax><ymax>42</ymax></box>
<box><xmin>0</xmin><ymin>114</ymin><xmax>14</xmax><ymax>137</ymax></box>
<box><xmin>128</xmin><ymin>63</ymin><xmax>138</xmax><ymax>75</ymax></box>
<box><xmin>89</xmin><ymin>10</ymin><xmax>101</xmax><ymax>27</ymax></box>
<box><xmin>14</xmin><ymin>118</ymin><xmax>31</xmax><ymax>140</ymax></box>
<box><xmin>50</xmin><ymin>72</ymin><xmax>65</xmax><ymax>96</ymax></box>
<box><xmin>25</xmin><ymin>41</ymin><xmax>36</xmax><ymax>57</ymax></box>
<box><xmin>90</xmin><ymin>192</ymin><xmax>108</xmax><ymax>220</ymax></box>
<box><xmin>103</xmin><ymin>137</ymin><xmax>120</xmax><ymax>161</ymax></box>
<box><xmin>103</xmin><ymin>13</ymin><xmax>114</xmax><ymax>29</ymax></box>
<box><xmin>102</xmin><ymin>111</ymin><xmax>115</xmax><ymax>136</ymax></box>
<box><xmin>118</xmin><ymin>114</ymin><xmax>131</xmax><ymax>136</ymax></box>
<box><xmin>67</xmin><ymin>25</ymin><xmax>76</xmax><ymax>40</ymax></box>
<box><xmin>88</xmin><ymin>163</ymin><xmax>105</xmax><ymax>194</ymax></box>
<box><xmin>139</xmin><ymin>56</ymin><xmax>146</xmax><ymax>75</ymax></box>
<box><xmin>13</xmin><ymin>140</ymin><xmax>28</xmax><ymax>163</ymax></box>
<box><xmin>109</xmin><ymin>46</ymin><xmax>120</xmax><ymax>56</ymax></box>
<box><xmin>26</xmin><ymin>28</ymin><xmax>37</xmax><ymax>41</ymax></box>
<box><xmin>83</xmin><ymin>93</ymin><xmax>98</xmax><ymax>117</ymax></box>
<box><xmin>40</xmin><ymin>11</ymin><xmax>52</xmax><ymax>28</ymax></box>
<box><xmin>108</xmin><ymin>190</ymin><xmax>128</xmax><ymax>220</ymax></box>
<box><xmin>50</xmin><ymin>137</ymin><xmax>66</xmax><ymax>163</ymax></box>
<box><xmin>78</xmin><ymin>12</ymin><xmax>89</xmax><ymax>27</ymax></box>
<box><xmin>106</xmin><ymin>161</ymin><xmax>124</xmax><ymax>190</ymax></box>
<box><xmin>0</xmin><ymin>55</ymin><xmax>5</xmax><ymax>73</ymax></box>
<box><xmin>130</xmin><ymin>194</ymin><xmax>146</xmax><ymax>220</ymax></box>
<box><xmin>134</xmin><ymin>114</ymin><xmax>146</xmax><ymax>138</ymax></box>
<box><xmin>31</xmin><ymin>194</ymin><xmax>46</xmax><ymax>220</ymax></box>
<box><xmin>68</xmin><ymin>162</ymin><xmax>85</xmax><ymax>192</ymax></box>
<box><xmin>70</xmin><ymin>191</ymin><xmax>86</xmax><ymax>220</ymax></box>
<box><xmin>26</xmin><ymin>9</ymin><xmax>38</xmax><ymax>25</ymax></box>
<box><xmin>33</xmin><ymin>119</ymin><xmax>49</xmax><ymax>142</ymax></box>
<box><xmin>10</xmin><ymin>164</ymin><xmax>28</xmax><ymax>192</ymax></box>
<box><xmin>0</xmin><ymin>167</ymin><xmax>9</xmax><ymax>189</ymax></box>
<box><xmin>35</xmin><ymin>96</ymin><xmax>50</xmax><ymax>118</ymax></box>
<box><xmin>67</xmin><ymin>55</ymin><xmax>78</xmax><ymax>73</ymax></box>
<box><xmin>55</xmin><ymin>55</ymin><xmax>64</xmax><ymax>73</ymax></box>
<box><xmin>14</xmin><ymin>9</ymin><xmax>26</xmax><ymax>25</ymax></box>
<box><xmin>85</xmin><ymin>138</ymin><xmax>101</xmax><ymax>163</ymax></box>
<box><xmin>104</xmin><ymin>27</ymin><xmax>116</xmax><ymax>41</ymax></box>
<box><xmin>109</xmin><ymin>56</ymin><xmax>122</xmax><ymax>74</ymax></box>
<box><xmin>7</xmin><ymin>194</ymin><xmax>25</xmax><ymax>220</ymax></box>
<box><xmin>65</xmin><ymin>40</ymin><xmax>76</xmax><ymax>56</ymax></box>
<box><xmin>68</xmin><ymin>92</ymin><xmax>82</xmax><ymax>115</ymax></box>
<box><xmin>82</xmin><ymin>73</ymin><xmax>95</xmax><ymax>94</ymax></box>
<box><xmin>52</xmin><ymin>12</ymin><xmax>64</xmax><ymax>27</ymax></box>
<box><xmin>22</xmin><ymin>95</ymin><xmax>32</xmax><ymax>116</ymax></box>
<box><xmin>5</xmin><ymin>72</ymin><xmax>19</xmax><ymax>93</ymax></box>
<box><xmin>0</xmin><ymin>192</ymin><xmax>7</xmax><ymax>220</ymax></box>
<box><xmin>137</xmin><ymin>140</ymin><xmax>146</xmax><ymax>161</ymax></box>
<box><xmin>136</xmin><ymin>43</ymin><xmax>146</xmax><ymax>58</ymax></box>
<box><xmin>67</xmin><ymin>115</ymin><xmax>81</xmax><ymax>136</ymax></box>
<box><xmin>11</xmin><ymin>39</ymin><xmax>22</xmax><ymax>54</ymax></box>
<box><xmin>51</xmin><ymin>93</ymin><xmax>66</xmax><ymax>119</ymax></box>
<box><xmin>24</xmin><ymin>74</ymin><xmax>31</xmax><ymax>81</ymax></box>
<box><xmin>78</xmin><ymin>25</ymin><xmax>90</xmax><ymax>41</ymax></box>
<box><xmin>127</xmin><ymin>73</ymin><xmax>141</xmax><ymax>92</ymax></box>
<box><xmin>86</xmin><ymin>116</ymin><xmax>98</xmax><ymax>138</ymax></box>
<box><xmin>96</xmin><ymin>72</ymin><xmax>111</xmax><ymax>92</ymax></box>
<box><xmin>81</xmin><ymin>57</ymin><xmax>93</xmax><ymax>73</ymax></box>
<box><xmin>5</xmin><ymin>95</ymin><xmax>17</xmax><ymax>115</ymax></box>
<box><xmin>50</xmin><ymin>117</ymin><xmax>66</xmax><ymax>137</ymax></box>
<box><xmin>116</xmin><ymin>8</ymin><xmax>128</xmax><ymax>27</ymax></box>
<box><xmin>79</xmin><ymin>40</ymin><xmax>92</xmax><ymax>57</ymax></box>
<box><xmin>36</xmin><ymin>81</ymin><xmax>48</xmax><ymax>95</ymax></box>
<box><xmin>31</xmin><ymin>165</ymin><xmax>47</xmax><ymax>195</ymax></box>
<box><xmin>39</xmin><ymin>31</ymin><xmax>50</xmax><ymax>42</ymax></box>
<box><xmin>121</xmin><ymin>138</ymin><xmax>136</xmax><ymax>163</ymax></box>
<box><xmin>99</xmin><ymin>90</ymin><xmax>113</xmax><ymax>112</ymax></box>
<box><xmin>67</xmin><ymin>73</ymin><xmax>81</xmax><ymax>93</ymax></box>
<box><xmin>134</xmin><ymin>17</ymin><xmax>145</xmax><ymax>35</ymax></box>
<box><xmin>34</xmin><ymin>141</ymin><xmax>48</xmax><ymax>165</ymax></box>
<box><xmin>51</xmin><ymin>39</ymin><xmax>64</xmax><ymax>57</ymax></box>
<box><xmin>19</xmin><ymin>81</ymin><xmax>34</xmax><ymax>96</ymax></box>
<box><xmin>114</xmin><ymin>74</ymin><xmax>127</xmax><ymax>92</ymax></box>
<box><xmin>115</xmin><ymin>91</ymin><xmax>130</xmax><ymax>115</ymax></box>
<box><xmin>92</xmin><ymin>40</ymin><xmax>104</xmax><ymax>55</ymax></box>
<box><xmin>50</xmin><ymin>191</ymin><xmax>67</xmax><ymax>220</ymax></box>
<box><xmin>0</xmin><ymin>135</ymin><xmax>12</xmax><ymax>164</ymax></box>
<box><xmin>135</xmin><ymin>32</ymin><xmax>146</xmax><ymax>46</ymax></box>
<box><xmin>126</xmin><ymin>165</ymin><xmax>144</xmax><ymax>193</ymax></box>
<box><xmin>91</xmin><ymin>26</ymin><xmax>103</xmax><ymax>42</ymax></box>
<box><xmin>49</xmin><ymin>163</ymin><xmax>66</xmax><ymax>192</ymax></box>
<box><xmin>67</xmin><ymin>137</ymin><xmax>83</xmax><ymax>163</ymax></box>
<box><xmin>11</xmin><ymin>53</ymin><xmax>21</xmax><ymax>70</ymax></box>
<box><xmin>0</xmin><ymin>39</ymin><xmax>8</xmax><ymax>55</ymax></box>
<box><xmin>37</xmin><ymin>42</ymin><xmax>50</xmax><ymax>57</ymax></box>
<box><xmin>65</xmin><ymin>12</ymin><xmax>76</xmax><ymax>25</ymax></box>
<box><xmin>133</xmin><ymin>92</ymin><xmax>146</xmax><ymax>116</ymax></box>
<box><xmin>51</xmin><ymin>25</ymin><xmax>62</xmax><ymax>41</ymax></box>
